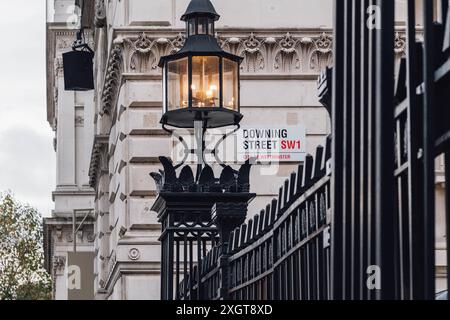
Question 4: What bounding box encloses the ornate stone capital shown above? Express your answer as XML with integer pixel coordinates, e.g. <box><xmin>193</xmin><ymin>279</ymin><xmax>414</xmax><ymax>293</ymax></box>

<box><xmin>75</xmin><ymin>116</ymin><xmax>84</xmax><ymax>127</ymax></box>
<box><xmin>122</xmin><ymin>32</ymin><xmax>186</xmax><ymax>73</ymax></box>
<box><xmin>94</xmin><ymin>0</ymin><xmax>106</xmax><ymax>28</ymax></box>
<box><xmin>394</xmin><ymin>32</ymin><xmax>407</xmax><ymax>56</ymax></box>
<box><xmin>52</xmin><ymin>256</ymin><xmax>66</xmax><ymax>275</ymax></box>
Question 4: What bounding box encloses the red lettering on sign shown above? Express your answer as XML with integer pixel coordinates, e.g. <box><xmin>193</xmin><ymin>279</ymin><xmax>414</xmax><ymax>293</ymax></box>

<box><xmin>281</xmin><ymin>140</ymin><xmax>301</xmax><ymax>150</ymax></box>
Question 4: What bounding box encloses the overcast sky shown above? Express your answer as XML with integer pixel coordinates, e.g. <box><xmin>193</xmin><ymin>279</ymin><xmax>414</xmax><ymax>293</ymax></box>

<box><xmin>0</xmin><ymin>0</ymin><xmax>55</xmax><ymax>217</ymax></box>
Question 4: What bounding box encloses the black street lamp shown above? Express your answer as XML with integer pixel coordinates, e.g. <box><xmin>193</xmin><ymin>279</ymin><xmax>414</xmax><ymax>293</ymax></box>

<box><xmin>153</xmin><ymin>0</ymin><xmax>255</xmax><ymax>301</ymax></box>
<box><xmin>158</xmin><ymin>0</ymin><xmax>243</xmax><ymax>129</ymax></box>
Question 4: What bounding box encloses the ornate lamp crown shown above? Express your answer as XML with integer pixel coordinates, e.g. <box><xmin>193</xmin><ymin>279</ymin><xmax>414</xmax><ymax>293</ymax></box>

<box><xmin>181</xmin><ymin>0</ymin><xmax>220</xmax><ymax>22</ymax></box>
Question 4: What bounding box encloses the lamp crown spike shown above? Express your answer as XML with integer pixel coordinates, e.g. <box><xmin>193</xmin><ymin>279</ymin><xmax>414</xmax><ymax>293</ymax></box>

<box><xmin>181</xmin><ymin>0</ymin><xmax>220</xmax><ymax>21</ymax></box>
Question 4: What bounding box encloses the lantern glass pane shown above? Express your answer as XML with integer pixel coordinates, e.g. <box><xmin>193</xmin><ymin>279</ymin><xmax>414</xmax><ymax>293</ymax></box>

<box><xmin>191</xmin><ymin>56</ymin><xmax>220</xmax><ymax>108</ymax></box>
<box><xmin>223</xmin><ymin>58</ymin><xmax>239</xmax><ymax>111</ymax></box>
<box><xmin>198</xmin><ymin>17</ymin><xmax>208</xmax><ymax>35</ymax></box>
<box><xmin>167</xmin><ymin>58</ymin><xmax>189</xmax><ymax>111</ymax></box>
<box><xmin>188</xmin><ymin>19</ymin><xmax>195</xmax><ymax>36</ymax></box>
<box><xmin>208</xmin><ymin>19</ymin><xmax>214</xmax><ymax>35</ymax></box>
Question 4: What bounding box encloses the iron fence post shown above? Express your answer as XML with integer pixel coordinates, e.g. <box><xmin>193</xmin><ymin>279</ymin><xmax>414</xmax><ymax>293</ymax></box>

<box><xmin>212</xmin><ymin>202</ymin><xmax>248</xmax><ymax>299</ymax></box>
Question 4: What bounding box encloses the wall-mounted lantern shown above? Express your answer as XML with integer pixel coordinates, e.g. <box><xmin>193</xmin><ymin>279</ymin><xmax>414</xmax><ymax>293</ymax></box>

<box><xmin>63</xmin><ymin>29</ymin><xmax>95</xmax><ymax>91</ymax></box>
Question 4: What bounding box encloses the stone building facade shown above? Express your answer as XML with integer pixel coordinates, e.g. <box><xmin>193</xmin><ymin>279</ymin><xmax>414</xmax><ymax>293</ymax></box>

<box><xmin>44</xmin><ymin>0</ymin><xmax>446</xmax><ymax>300</ymax></box>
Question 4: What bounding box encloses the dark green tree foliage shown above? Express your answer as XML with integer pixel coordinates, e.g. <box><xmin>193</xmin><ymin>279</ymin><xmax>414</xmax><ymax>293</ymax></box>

<box><xmin>0</xmin><ymin>192</ymin><xmax>52</xmax><ymax>300</ymax></box>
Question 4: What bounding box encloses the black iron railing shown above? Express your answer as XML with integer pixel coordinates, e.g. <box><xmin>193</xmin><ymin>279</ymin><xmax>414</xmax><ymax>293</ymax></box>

<box><xmin>173</xmin><ymin>139</ymin><xmax>332</xmax><ymax>300</ymax></box>
<box><xmin>227</xmin><ymin>175</ymin><xmax>331</xmax><ymax>300</ymax></box>
<box><xmin>331</xmin><ymin>0</ymin><xmax>450</xmax><ymax>300</ymax></box>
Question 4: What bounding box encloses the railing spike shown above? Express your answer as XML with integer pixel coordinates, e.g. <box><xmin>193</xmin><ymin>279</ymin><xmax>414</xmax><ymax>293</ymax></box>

<box><xmin>277</xmin><ymin>187</ymin><xmax>284</xmax><ymax>216</ymax></box>
<box><xmin>159</xmin><ymin>156</ymin><xmax>177</xmax><ymax>183</ymax></box>
<box><xmin>246</xmin><ymin>219</ymin><xmax>254</xmax><ymax>244</ymax></box>
<box><xmin>238</xmin><ymin>224</ymin><xmax>247</xmax><ymax>249</ymax></box>
<box><xmin>313</xmin><ymin>145</ymin><xmax>324</xmax><ymax>180</ymax></box>
<box><xmin>296</xmin><ymin>164</ymin><xmax>304</xmax><ymax>196</ymax></box>
<box><xmin>198</xmin><ymin>165</ymin><xmax>216</xmax><ymax>192</ymax></box>
<box><xmin>227</xmin><ymin>230</ymin><xmax>235</xmax><ymax>254</ymax></box>
<box><xmin>258</xmin><ymin>209</ymin><xmax>265</xmax><ymax>236</ymax></box>
<box><xmin>270</xmin><ymin>198</ymin><xmax>278</xmax><ymax>225</ymax></box>
<box><xmin>302</xmin><ymin>154</ymin><xmax>314</xmax><ymax>189</ymax></box>
<box><xmin>178</xmin><ymin>166</ymin><xmax>195</xmax><ymax>191</ymax></box>
<box><xmin>264</xmin><ymin>204</ymin><xmax>271</xmax><ymax>231</ymax></box>
<box><xmin>283</xmin><ymin>179</ymin><xmax>289</xmax><ymax>208</ymax></box>
<box><xmin>325</xmin><ymin>135</ymin><xmax>332</xmax><ymax>161</ymax></box>
<box><xmin>219</xmin><ymin>166</ymin><xmax>235</xmax><ymax>192</ymax></box>
<box><xmin>237</xmin><ymin>162</ymin><xmax>252</xmax><ymax>192</ymax></box>
<box><xmin>232</xmin><ymin>227</ymin><xmax>240</xmax><ymax>252</ymax></box>
<box><xmin>252</xmin><ymin>214</ymin><xmax>260</xmax><ymax>239</ymax></box>
<box><xmin>289</xmin><ymin>172</ymin><xmax>297</xmax><ymax>203</ymax></box>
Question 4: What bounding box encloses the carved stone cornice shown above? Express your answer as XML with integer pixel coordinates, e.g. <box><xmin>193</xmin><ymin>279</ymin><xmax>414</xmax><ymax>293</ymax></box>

<box><xmin>98</xmin><ymin>30</ymin><xmax>335</xmax><ymax>115</ymax></box>
<box><xmin>219</xmin><ymin>31</ymin><xmax>333</xmax><ymax>73</ymax></box>
<box><xmin>89</xmin><ymin>134</ymin><xmax>110</xmax><ymax>188</ymax></box>
<box><xmin>114</xmin><ymin>30</ymin><xmax>334</xmax><ymax>75</ymax></box>
<box><xmin>107</xmin><ymin>28</ymin><xmax>413</xmax><ymax>78</ymax></box>
<box><xmin>122</xmin><ymin>32</ymin><xmax>186</xmax><ymax>73</ymax></box>
<box><xmin>101</xmin><ymin>42</ymin><xmax>124</xmax><ymax>115</ymax></box>
<box><xmin>47</xmin><ymin>223</ymin><xmax>94</xmax><ymax>244</ymax></box>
